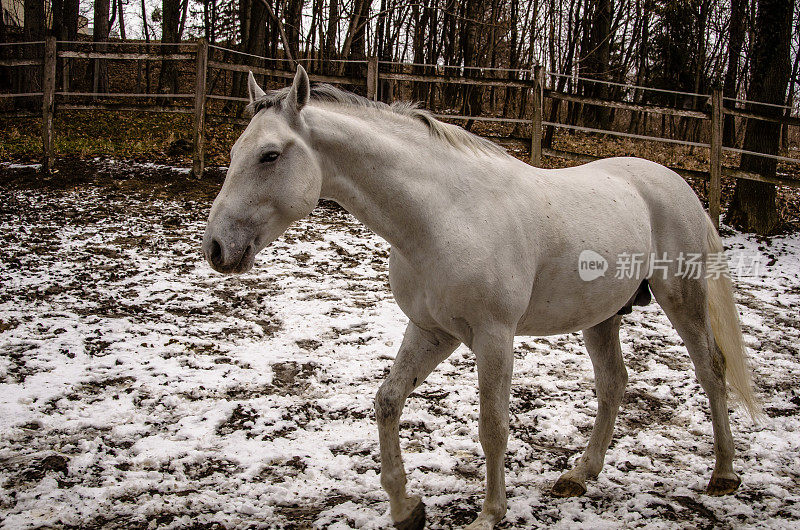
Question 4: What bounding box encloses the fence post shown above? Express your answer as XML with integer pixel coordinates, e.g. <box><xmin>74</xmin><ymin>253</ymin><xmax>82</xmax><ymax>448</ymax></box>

<box><xmin>709</xmin><ymin>86</ymin><xmax>723</xmax><ymax>229</ymax></box>
<box><xmin>192</xmin><ymin>38</ymin><xmax>209</xmax><ymax>179</ymax></box>
<box><xmin>366</xmin><ymin>56</ymin><xmax>379</xmax><ymax>101</ymax></box>
<box><xmin>42</xmin><ymin>36</ymin><xmax>57</xmax><ymax>174</ymax></box>
<box><xmin>531</xmin><ymin>63</ymin><xmax>543</xmax><ymax>166</ymax></box>
<box><xmin>62</xmin><ymin>48</ymin><xmax>70</xmax><ymax>92</ymax></box>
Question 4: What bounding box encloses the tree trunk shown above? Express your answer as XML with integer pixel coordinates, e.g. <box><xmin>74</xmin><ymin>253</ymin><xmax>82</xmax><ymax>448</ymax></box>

<box><xmin>487</xmin><ymin>0</ymin><xmax>499</xmax><ymax>112</ymax></box>
<box><xmin>109</xmin><ymin>0</ymin><xmax>117</xmax><ymax>34</ymax></box>
<box><xmin>725</xmin><ymin>0</ymin><xmax>794</xmax><ymax>235</ymax></box>
<box><xmin>118</xmin><ymin>0</ymin><xmax>127</xmax><ymax>40</ymax></box>
<box><xmin>503</xmin><ymin>0</ymin><xmax>520</xmax><ymax>117</ymax></box>
<box><xmin>246</xmin><ymin>0</ymin><xmax>268</xmax><ymax>65</ymax></box>
<box><xmin>51</xmin><ymin>0</ymin><xmax>65</xmax><ymax>89</ymax></box>
<box><xmin>91</xmin><ymin>0</ymin><xmax>110</xmax><ymax>94</ymax></box>
<box><xmin>157</xmin><ymin>0</ymin><xmax>180</xmax><ymax>103</ymax></box>
<box><xmin>628</xmin><ymin>0</ymin><xmax>651</xmax><ymax>134</ymax></box>
<box><xmin>544</xmin><ymin>0</ymin><xmax>581</xmax><ymax>147</ymax></box>
<box><xmin>63</xmin><ymin>0</ymin><xmax>78</xmax><ymax>39</ymax></box>
<box><xmin>178</xmin><ymin>0</ymin><xmax>189</xmax><ymax>40</ymax></box>
<box><xmin>461</xmin><ymin>0</ymin><xmax>485</xmax><ymax>130</ymax></box>
<box><xmin>285</xmin><ymin>0</ymin><xmax>303</xmax><ymax>63</ymax></box>
<box><xmin>22</xmin><ymin>0</ymin><xmax>45</xmax><ymax>108</ymax></box>
<box><xmin>442</xmin><ymin>0</ymin><xmax>459</xmax><ymax>107</ymax></box>
<box><xmin>324</xmin><ymin>0</ymin><xmax>339</xmax><ymax>74</ymax></box>
<box><xmin>139</xmin><ymin>0</ymin><xmax>152</xmax><ymax>93</ymax></box>
<box><xmin>722</xmin><ymin>0</ymin><xmax>746</xmax><ymax>146</ymax></box>
<box><xmin>51</xmin><ymin>0</ymin><xmax>78</xmax><ymax>89</ymax></box>
<box><xmin>781</xmin><ymin>23</ymin><xmax>800</xmax><ymax>151</ymax></box>
<box><xmin>375</xmin><ymin>0</ymin><xmax>387</xmax><ymax>59</ymax></box>
<box><xmin>341</xmin><ymin>0</ymin><xmax>370</xmax><ymax>80</ymax></box>
<box><xmin>51</xmin><ymin>0</ymin><xmax>64</xmax><ymax>38</ymax></box>
<box><xmin>306</xmin><ymin>0</ymin><xmax>319</xmax><ymax>65</ymax></box>
<box><xmin>375</xmin><ymin>0</ymin><xmax>392</xmax><ymax>101</ymax></box>
<box><xmin>0</xmin><ymin>3</ymin><xmax>7</xmax><ymax>92</ymax></box>
<box><xmin>411</xmin><ymin>1</ymin><xmax>430</xmax><ymax>102</ymax></box>
<box><xmin>202</xmin><ymin>0</ymin><xmax>212</xmax><ymax>41</ymax></box>
<box><xmin>580</xmin><ymin>0</ymin><xmax>613</xmax><ymax>128</ymax></box>
<box><xmin>229</xmin><ymin>0</ymin><xmax>267</xmax><ymax>112</ymax></box>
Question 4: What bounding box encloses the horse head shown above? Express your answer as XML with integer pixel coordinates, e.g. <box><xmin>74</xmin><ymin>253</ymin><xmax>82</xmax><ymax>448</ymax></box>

<box><xmin>202</xmin><ymin>66</ymin><xmax>322</xmax><ymax>274</ymax></box>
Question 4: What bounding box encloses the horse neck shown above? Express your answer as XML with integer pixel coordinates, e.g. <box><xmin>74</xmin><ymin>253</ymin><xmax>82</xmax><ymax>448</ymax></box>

<box><xmin>306</xmin><ymin>106</ymin><xmax>453</xmax><ymax>254</ymax></box>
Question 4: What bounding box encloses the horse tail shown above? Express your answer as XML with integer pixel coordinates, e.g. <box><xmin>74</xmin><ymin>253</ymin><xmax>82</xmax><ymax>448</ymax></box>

<box><xmin>704</xmin><ymin>215</ymin><xmax>762</xmax><ymax>421</ymax></box>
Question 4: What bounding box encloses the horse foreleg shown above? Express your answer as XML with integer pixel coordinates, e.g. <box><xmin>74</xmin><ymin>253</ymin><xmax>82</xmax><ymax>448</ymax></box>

<box><xmin>465</xmin><ymin>328</ymin><xmax>515</xmax><ymax>530</ymax></box>
<box><xmin>376</xmin><ymin>322</ymin><xmax>459</xmax><ymax>529</ymax></box>
<box><xmin>553</xmin><ymin>315</ymin><xmax>627</xmax><ymax>497</ymax></box>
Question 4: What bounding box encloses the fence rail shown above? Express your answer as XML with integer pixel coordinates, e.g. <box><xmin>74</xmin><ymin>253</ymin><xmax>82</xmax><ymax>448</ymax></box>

<box><xmin>1</xmin><ymin>37</ymin><xmax>799</xmax><ymax>226</ymax></box>
<box><xmin>58</xmin><ymin>51</ymin><xmax>194</xmax><ymax>61</ymax></box>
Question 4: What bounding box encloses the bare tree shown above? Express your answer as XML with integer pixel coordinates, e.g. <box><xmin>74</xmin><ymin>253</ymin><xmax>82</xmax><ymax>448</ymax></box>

<box><xmin>157</xmin><ymin>0</ymin><xmax>181</xmax><ymax>102</ymax></box>
<box><xmin>117</xmin><ymin>0</ymin><xmax>127</xmax><ymax>40</ymax></box>
<box><xmin>461</xmin><ymin>0</ymin><xmax>487</xmax><ymax>130</ymax></box>
<box><xmin>285</xmin><ymin>0</ymin><xmax>304</xmax><ymax>62</ymax></box>
<box><xmin>20</xmin><ymin>0</ymin><xmax>46</xmax><ymax>108</ymax></box>
<box><xmin>579</xmin><ymin>0</ymin><xmax>613</xmax><ymax>128</ymax></box>
<box><xmin>726</xmin><ymin>0</ymin><xmax>795</xmax><ymax>234</ymax></box>
<box><xmin>544</xmin><ymin>0</ymin><xmax>581</xmax><ymax>147</ymax></box>
<box><xmin>324</xmin><ymin>0</ymin><xmax>340</xmax><ymax>73</ymax></box>
<box><xmin>228</xmin><ymin>0</ymin><xmax>267</xmax><ymax>110</ymax></box>
<box><xmin>411</xmin><ymin>0</ymin><xmax>431</xmax><ymax>102</ymax></box>
<box><xmin>339</xmin><ymin>0</ymin><xmax>371</xmax><ymax>77</ymax></box>
<box><xmin>722</xmin><ymin>0</ymin><xmax>746</xmax><ymax>146</ymax></box>
<box><xmin>91</xmin><ymin>0</ymin><xmax>110</xmax><ymax>94</ymax></box>
<box><xmin>0</xmin><ymin>6</ymin><xmax>6</xmax><ymax>91</ymax></box>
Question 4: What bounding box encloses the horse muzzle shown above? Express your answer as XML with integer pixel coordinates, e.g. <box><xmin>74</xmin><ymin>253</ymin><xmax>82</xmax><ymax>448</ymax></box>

<box><xmin>202</xmin><ymin>227</ymin><xmax>256</xmax><ymax>274</ymax></box>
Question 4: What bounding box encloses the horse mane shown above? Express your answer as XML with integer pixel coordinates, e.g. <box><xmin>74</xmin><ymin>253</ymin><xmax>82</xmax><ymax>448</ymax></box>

<box><xmin>248</xmin><ymin>83</ymin><xmax>507</xmax><ymax>157</ymax></box>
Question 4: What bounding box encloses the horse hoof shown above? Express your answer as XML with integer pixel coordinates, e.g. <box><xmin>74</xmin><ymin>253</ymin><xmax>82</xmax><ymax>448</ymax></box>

<box><xmin>394</xmin><ymin>499</ymin><xmax>425</xmax><ymax>530</ymax></box>
<box><xmin>464</xmin><ymin>516</ymin><xmax>495</xmax><ymax>530</ymax></box>
<box><xmin>706</xmin><ymin>473</ymin><xmax>741</xmax><ymax>496</ymax></box>
<box><xmin>551</xmin><ymin>476</ymin><xmax>587</xmax><ymax>498</ymax></box>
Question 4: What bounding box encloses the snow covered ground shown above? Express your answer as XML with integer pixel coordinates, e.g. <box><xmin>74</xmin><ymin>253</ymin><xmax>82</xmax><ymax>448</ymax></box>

<box><xmin>1</xmin><ymin>174</ymin><xmax>799</xmax><ymax>529</ymax></box>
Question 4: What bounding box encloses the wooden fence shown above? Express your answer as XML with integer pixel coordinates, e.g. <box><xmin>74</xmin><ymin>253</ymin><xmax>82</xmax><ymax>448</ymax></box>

<box><xmin>1</xmin><ymin>37</ymin><xmax>799</xmax><ymax>227</ymax></box>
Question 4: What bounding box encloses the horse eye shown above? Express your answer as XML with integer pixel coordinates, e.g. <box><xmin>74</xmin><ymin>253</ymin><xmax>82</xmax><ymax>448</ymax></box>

<box><xmin>260</xmin><ymin>151</ymin><xmax>280</xmax><ymax>164</ymax></box>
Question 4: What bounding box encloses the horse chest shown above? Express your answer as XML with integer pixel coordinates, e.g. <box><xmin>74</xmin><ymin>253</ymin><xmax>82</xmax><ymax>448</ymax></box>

<box><xmin>387</xmin><ymin>249</ymin><xmax>454</xmax><ymax>331</ymax></box>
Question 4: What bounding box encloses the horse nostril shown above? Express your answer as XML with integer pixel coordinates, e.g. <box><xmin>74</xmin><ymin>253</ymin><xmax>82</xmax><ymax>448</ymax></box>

<box><xmin>209</xmin><ymin>238</ymin><xmax>223</xmax><ymax>266</ymax></box>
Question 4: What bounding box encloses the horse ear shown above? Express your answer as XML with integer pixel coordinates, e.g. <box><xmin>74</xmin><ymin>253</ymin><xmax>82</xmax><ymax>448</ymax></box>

<box><xmin>286</xmin><ymin>65</ymin><xmax>310</xmax><ymax>113</ymax></box>
<box><xmin>247</xmin><ymin>71</ymin><xmax>266</xmax><ymax>104</ymax></box>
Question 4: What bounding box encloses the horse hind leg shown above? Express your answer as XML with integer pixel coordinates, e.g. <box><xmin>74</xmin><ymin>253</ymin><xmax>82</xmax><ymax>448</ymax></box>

<box><xmin>649</xmin><ymin>275</ymin><xmax>740</xmax><ymax>495</ymax></box>
<box><xmin>553</xmin><ymin>314</ymin><xmax>627</xmax><ymax>497</ymax></box>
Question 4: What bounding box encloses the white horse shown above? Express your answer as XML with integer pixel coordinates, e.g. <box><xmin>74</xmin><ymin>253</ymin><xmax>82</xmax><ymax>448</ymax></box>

<box><xmin>202</xmin><ymin>67</ymin><xmax>759</xmax><ymax>529</ymax></box>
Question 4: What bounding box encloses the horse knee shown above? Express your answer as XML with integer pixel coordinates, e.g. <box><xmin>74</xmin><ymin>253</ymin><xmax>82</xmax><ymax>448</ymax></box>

<box><xmin>478</xmin><ymin>411</ymin><xmax>509</xmax><ymax>450</ymax></box>
<box><xmin>609</xmin><ymin>365</ymin><xmax>628</xmax><ymax>400</ymax></box>
<box><xmin>597</xmin><ymin>360</ymin><xmax>627</xmax><ymax>403</ymax></box>
<box><xmin>375</xmin><ymin>382</ymin><xmax>405</xmax><ymax>424</ymax></box>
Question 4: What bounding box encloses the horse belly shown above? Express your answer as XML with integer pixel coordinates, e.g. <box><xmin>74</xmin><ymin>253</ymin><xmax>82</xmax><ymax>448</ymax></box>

<box><xmin>517</xmin><ymin>194</ymin><xmax>653</xmax><ymax>336</ymax></box>
<box><xmin>517</xmin><ymin>272</ymin><xmax>644</xmax><ymax>335</ymax></box>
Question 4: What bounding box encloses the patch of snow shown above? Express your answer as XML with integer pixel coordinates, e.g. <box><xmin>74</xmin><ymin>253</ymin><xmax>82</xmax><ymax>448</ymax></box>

<box><xmin>0</xmin><ymin>186</ymin><xmax>798</xmax><ymax>528</ymax></box>
<box><xmin>0</xmin><ymin>162</ymin><xmax>42</xmax><ymax>170</ymax></box>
